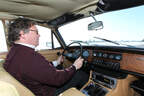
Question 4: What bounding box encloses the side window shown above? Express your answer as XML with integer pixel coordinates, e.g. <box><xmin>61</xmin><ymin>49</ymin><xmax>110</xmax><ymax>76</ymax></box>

<box><xmin>0</xmin><ymin>22</ymin><xmax>61</xmax><ymax>52</ymax></box>
<box><xmin>0</xmin><ymin>20</ymin><xmax>8</xmax><ymax>53</ymax></box>
<box><xmin>35</xmin><ymin>25</ymin><xmax>61</xmax><ymax>50</ymax></box>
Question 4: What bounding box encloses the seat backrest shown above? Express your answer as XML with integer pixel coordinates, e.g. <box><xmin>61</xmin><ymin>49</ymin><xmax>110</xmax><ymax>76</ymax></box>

<box><xmin>0</xmin><ymin>80</ymin><xmax>20</xmax><ymax>96</ymax></box>
<box><xmin>0</xmin><ymin>61</ymin><xmax>35</xmax><ymax>96</ymax></box>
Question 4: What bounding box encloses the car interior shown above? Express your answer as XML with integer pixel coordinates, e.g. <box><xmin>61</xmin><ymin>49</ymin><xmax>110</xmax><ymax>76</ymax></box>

<box><xmin>0</xmin><ymin>0</ymin><xmax>144</xmax><ymax>96</ymax></box>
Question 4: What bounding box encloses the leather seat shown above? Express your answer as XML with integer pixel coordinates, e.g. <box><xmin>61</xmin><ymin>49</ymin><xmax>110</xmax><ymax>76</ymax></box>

<box><xmin>0</xmin><ymin>60</ymin><xmax>35</xmax><ymax>96</ymax></box>
<box><xmin>59</xmin><ymin>87</ymin><xmax>85</xmax><ymax>96</ymax></box>
<box><xmin>0</xmin><ymin>81</ymin><xmax>20</xmax><ymax>96</ymax></box>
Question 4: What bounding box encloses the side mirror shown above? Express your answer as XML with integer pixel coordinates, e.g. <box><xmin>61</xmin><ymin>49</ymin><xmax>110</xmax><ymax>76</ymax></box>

<box><xmin>88</xmin><ymin>21</ymin><xmax>103</xmax><ymax>30</ymax></box>
<box><xmin>88</xmin><ymin>12</ymin><xmax>103</xmax><ymax>31</ymax></box>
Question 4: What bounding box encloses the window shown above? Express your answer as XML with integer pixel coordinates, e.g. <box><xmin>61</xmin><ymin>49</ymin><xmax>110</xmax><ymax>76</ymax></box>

<box><xmin>0</xmin><ymin>20</ymin><xmax>8</xmax><ymax>53</ymax></box>
<box><xmin>59</xmin><ymin>5</ymin><xmax>144</xmax><ymax>48</ymax></box>
<box><xmin>0</xmin><ymin>22</ymin><xmax>61</xmax><ymax>52</ymax></box>
<box><xmin>35</xmin><ymin>25</ymin><xmax>60</xmax><ymax>50</ymax></box>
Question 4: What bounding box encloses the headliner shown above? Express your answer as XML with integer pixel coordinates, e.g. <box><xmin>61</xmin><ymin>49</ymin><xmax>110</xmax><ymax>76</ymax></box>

<box><xmin>0</xmin><ymin>0</ymin><xmax>98</xmax><ymax>21</ymax></box>
<box><xmin>0</xmin><ymin>0</ymin><xmax>143</xmax><ymax>26</ymax></box>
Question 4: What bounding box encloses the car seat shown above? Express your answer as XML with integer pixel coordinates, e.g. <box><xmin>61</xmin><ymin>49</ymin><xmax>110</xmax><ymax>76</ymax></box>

<box><xmin>0</xmin><ymin>60</ymin><xmax>35</xmax><ymax>96</ymax></box>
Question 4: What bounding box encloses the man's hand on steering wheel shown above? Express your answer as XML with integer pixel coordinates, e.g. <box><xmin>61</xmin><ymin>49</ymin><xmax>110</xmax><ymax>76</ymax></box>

<box><xmin>73</xmin><ymin>56</ymin><xmax>84</xmax><ymax>70</ymax></box>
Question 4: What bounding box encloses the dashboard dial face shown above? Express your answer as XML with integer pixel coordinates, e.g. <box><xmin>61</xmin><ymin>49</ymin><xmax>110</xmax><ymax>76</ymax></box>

<box><xmin>82</xmin><ymin>50</ymin><xmax>89</xmax><ymax>59</ymax></box>
<box><xmin>115</xmin><ymin>55</ymin><xmax>122</xmax><ymax>60</ymax></box>
<box><xmin>103</xmin><ymin>53</ymin><xmax>108</xmax><ymax>58</ymax></box>
<box><xmin>109</xmin><ymin>54</ymin><xmax>114</xmax><ymax>59</ymax></box>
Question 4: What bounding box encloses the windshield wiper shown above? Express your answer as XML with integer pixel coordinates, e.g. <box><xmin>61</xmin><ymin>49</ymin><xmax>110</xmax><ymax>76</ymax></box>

<box><xmin>93</xmin><ymin>36</ymin><xmax>120</xmax><ymax>45</ymax></box>
<box><xmin>70</xmin><ymin>40</ymin><xmax>89</xmax><ymax>45</ymax></box>
<box><xmin>93</xmin><ymin>36</ymin><xmax>134</xmax><ymax>47</ymax></box>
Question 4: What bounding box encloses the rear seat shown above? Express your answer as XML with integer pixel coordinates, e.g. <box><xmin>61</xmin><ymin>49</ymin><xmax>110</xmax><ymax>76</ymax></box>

<box><xmin>0</xmin><ymin>60</ymin><xmax>35</xmax><ymax>96</ymax></box>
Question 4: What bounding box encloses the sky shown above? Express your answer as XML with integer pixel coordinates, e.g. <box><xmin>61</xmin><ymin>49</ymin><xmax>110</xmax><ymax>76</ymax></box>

<box><xmin>95</xmin><ymin>5</ymin><xmax>144</xmax><ymax>41</ymax></box>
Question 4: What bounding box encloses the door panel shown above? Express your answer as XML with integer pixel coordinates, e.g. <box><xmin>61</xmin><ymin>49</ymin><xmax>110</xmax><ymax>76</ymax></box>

<box><xmin>38</xmin><ymin>49</ymin><xmax>73</xmax><ymax>68</ymax></box>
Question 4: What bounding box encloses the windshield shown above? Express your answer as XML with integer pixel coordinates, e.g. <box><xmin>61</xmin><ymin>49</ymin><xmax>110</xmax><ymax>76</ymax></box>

<box><xmin>59</xmin><ymin>5</ymin><xmax>144</xmax><ymax>48</ymax></box>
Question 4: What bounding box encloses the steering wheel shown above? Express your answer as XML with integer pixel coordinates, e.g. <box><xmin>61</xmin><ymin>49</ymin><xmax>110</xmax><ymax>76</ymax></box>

<box><xmin>61</xmin><ymin>42</ymin><xmax>90</xmax><ymax>72</ymax></box>
<box><xmin>62</xmin><ymin>41</ymin><xmax>83</xmax><ymax>61</ymax></box>
<box><xmin>60</xmin><ymin>41</ymin><xmax>90</xmax><ymax>71</ymax></box>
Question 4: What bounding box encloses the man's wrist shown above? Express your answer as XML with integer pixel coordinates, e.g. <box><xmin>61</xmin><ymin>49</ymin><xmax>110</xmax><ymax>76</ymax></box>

<box><xmin>72</xmin><ymin>64</ymin><xmax>77</xmax><ymax>70</ymax></box>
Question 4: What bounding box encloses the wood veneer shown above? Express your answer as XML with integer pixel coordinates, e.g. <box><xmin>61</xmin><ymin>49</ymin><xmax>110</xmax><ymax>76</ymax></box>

<box><xmin>120</xmin><ymin>53</ymin><xmax>144</xmax><ymax>74</ymax></box>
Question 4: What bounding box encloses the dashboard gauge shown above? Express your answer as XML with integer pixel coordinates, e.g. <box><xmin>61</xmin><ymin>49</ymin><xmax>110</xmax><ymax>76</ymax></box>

<box><xmin>103</xmin><ymin>53</ymin><xmax>108</xmax><ymax>58</ymax></box>
<box><xmin>115</xmin><ymin>55</ymin><xmax>122</xmax><ymax>60</ymax></box>
<box><xmin>109</xmin><ymin>54</ymin><xmax>114</xmax><ymax>59</ymax></box>
<box><xmin>82</xmin><ymin>50</ymin><xmax>89</xmax><ymax>59</ymax></box>
<box><xmin>98</xmin><ymin>52</ymin><xmax>102</xmax><ymax>57</ymax></box>
<box><xmin>93</xmin><ymin>51</ymin><xmax>97</xmax><ymax>57</ymax></box>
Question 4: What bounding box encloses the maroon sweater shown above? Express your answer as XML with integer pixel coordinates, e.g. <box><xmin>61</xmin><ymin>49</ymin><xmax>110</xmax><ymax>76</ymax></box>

<box><xmin>3</xmin><ymin>44</ymin><xmax>76</xmax><ymax>96</ymax></box>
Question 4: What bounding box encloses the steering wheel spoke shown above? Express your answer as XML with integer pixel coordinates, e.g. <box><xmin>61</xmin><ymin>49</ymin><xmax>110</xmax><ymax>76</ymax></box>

<box><xmin>62</xmin><ymin>42</ymin><xmax>83</xmax><ymax>61</ymax></box>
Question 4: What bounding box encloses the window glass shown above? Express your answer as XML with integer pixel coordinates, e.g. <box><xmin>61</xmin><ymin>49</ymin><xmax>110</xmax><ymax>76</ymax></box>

<box><xmin>0</xmin><ymin>21</ymin><xmax>8</xmax><ymax>53</ymax></box>
<box><xmin>59</xmin><ymin>5</ymin><xmax>144</xmax><ymax>48</ymax></box>
<box><xmin>53</xmin><ymin>34</ymin><xmax>61</xmax><ymax>48</ymax></box>
<box><xmin>35</xmin><ymin>25</ymin><xmax>60</xmax><ymax>50</ymax></box>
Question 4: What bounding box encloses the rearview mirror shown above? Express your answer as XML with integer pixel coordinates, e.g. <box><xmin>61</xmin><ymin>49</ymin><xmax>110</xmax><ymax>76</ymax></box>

<box><xmin>88</xmin><ymin>21</ymin><xmax>103</xmax><ymax>30</ymax></box>
<box><xmin>88</xmin><ymin>12</ymin><xmax>103</xmax><ymax>31</ymax></box>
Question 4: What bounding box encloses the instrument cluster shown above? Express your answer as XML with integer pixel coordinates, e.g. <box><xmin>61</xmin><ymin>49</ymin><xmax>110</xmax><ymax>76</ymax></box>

<box><xmin>81</xmin><ymin>49</ymin><xmax>122</xmax><ymax>71</ymax></box>
<box><xmin>92</xmin><ymin>51</ymin><xmax>122</xmax><ymax>61</ymax></box>
<box><xmin>64</xmin><ymin>48</ymin><xmax>122</xmax><ymax>71</ymax></box>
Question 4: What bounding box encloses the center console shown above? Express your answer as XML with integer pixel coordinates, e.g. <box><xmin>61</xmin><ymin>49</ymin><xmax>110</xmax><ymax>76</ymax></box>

<box><xmin>92</xmin><ymin>72</ymin><xmax>117</xmax><ymax>89</ymax></box>
<box><xmin>81</xmin><ymin>82</ymin><xmax>108</xmax><ymax>96</ymax></box>
<box><xmin>81</xmin><ymin>71</ymin><xmax>117</xmax><ymax>96</ymax></box>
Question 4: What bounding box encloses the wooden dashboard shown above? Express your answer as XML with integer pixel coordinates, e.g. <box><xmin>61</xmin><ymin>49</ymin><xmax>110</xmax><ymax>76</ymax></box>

<box><xmin>66</xmin><ymin>46</ymin><xmax>144</xmax><ymax>76</ymax></box>
<box><xmin>85</xmin><ymin>49</ymin><xmax>144</xmax><ymax>74</ymax></box>
<box><xmin>84</xmin><ymin>49</ymin><xmax>144</xmax><ymax>75</ymax></box>
<box><xmin>121</xmin><ymin>53</ymin><xmax>144</xmax><ymax>74</ymax></box>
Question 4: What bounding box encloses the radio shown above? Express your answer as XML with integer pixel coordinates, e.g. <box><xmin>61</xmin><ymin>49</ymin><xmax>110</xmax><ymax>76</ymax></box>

<box><xmin>92</xmin><ymin>71</ymin><xmax>117</xmax><ymax>89</ymax></box>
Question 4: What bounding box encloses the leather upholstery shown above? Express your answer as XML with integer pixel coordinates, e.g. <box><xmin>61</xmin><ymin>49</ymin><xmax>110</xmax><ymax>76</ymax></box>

<box><xmin>0</xmin><ymin>61</ymin><xmax>35</xmax><ymax>96</ymax></box>
<box><xmin>0</xmin><ymin>81</ymin><xmax>19</xmax><ymax>96</ymax></box>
